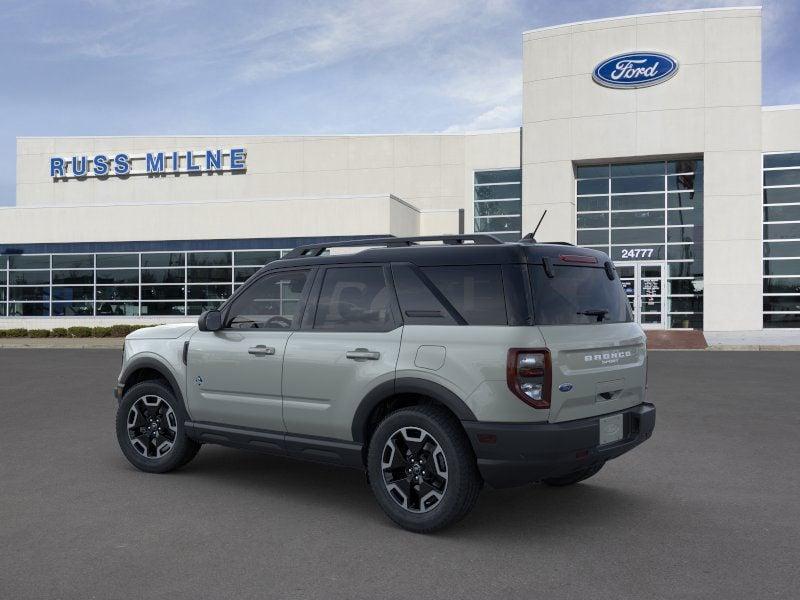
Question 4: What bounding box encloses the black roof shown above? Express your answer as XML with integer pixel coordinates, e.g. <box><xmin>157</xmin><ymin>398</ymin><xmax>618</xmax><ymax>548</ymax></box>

<box><xmin>269</xmin><ymin>235</ymin><xmax>611</xmax><ymax>269</ymax></box>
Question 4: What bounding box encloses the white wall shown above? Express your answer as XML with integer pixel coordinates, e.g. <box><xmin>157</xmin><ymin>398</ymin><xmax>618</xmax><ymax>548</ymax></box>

<box><xmin>522</xmin><ymin>7</ymin><xmax>764</xmax><ymax>331</ymax></box>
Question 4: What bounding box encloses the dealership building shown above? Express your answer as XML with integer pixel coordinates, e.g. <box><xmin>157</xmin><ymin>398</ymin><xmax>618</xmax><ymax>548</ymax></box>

<box><xmin>1</xmin><ymin>5</ymin><xmax>799</xmax><ymax>336</ymax></box>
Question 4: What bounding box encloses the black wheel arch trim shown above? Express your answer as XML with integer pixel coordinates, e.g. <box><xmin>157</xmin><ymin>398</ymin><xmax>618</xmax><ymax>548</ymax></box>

<box><xmin>119</xmin><ymin>356</ymin><xmax>186</xmax><ymax>409</ymax></box>
<box><xmin>351</xmin><ymin>377</ymin><xmax>477</xmax><ymax>443</ymax></box>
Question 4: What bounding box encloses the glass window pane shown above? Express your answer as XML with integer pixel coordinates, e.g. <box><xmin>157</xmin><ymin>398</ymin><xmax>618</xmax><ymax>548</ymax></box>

<box><xmin>764</xmin><ymin>153</ymin><xmax>800</xmax><ymax>168</ymax></box>
<box><xmin>474</xmin><ymin>184</ymin><xmax>521</xmax><ymax>200</ymax></box>
<box><xmin>667</xmin><ymin>227</ymin><xmax>694</xmax><ymax>243</ymax></box>
<box><xmin>0</xmin><ymin>255</ymin><xmax>6</xmax><ymax>269</ymax></box>
<box><xmin>577</xmin><ymin>196</ymin><xmax>608</xmax><ymax>212</ymax></box>
<box><xmin>188</xmin><ymin>252</ymin><xmax>231</xmax><ymax>267</ymax></box>
<box><xmin>141</xmin><ymin>268</ymin><xmax>184</xmax><ymax>284</ymax></box>
<box><xmin>764</xmin><ymin>313</ymin><xmax>800</xmax><ymax>327</ymax></box>
<box><xmin>611</xmin><ymin>210</ymin><xmax>664</xmax><ymax>228</ymax></box>
<box><xmin>141</xmin><ymin>253</ymin><xmax>184</xmax><ymax>268</ymax></box>
<box><xmin>187</xmin><ymin>284</ymin><xmax>232</xmax><ymax>300</ymax></box>
<box><xmin>52</xmin><ymin>286</ymin><xmax>93</xmax><ymax>301</ymax></box>
<box><xmin>8</xmin><ymin>302</ymin><xmax>49</xmax><ymax>316</ymax></box>
<box><xmin>473</xmin><ymin>216</ymin><xmax>521</xmax><ymax>234</ymax></box>
<box><xmin>667</xmin><ymin>245</ymin><xmax>696</xmax><ymax>261</ymax></box>
<box><xmin>227</xmin><ymin>270</ymin><xmax>310</xmax><ymax>329</ymax></box>
<box><xmin>576</xmin><ymin>165</ymin><xmax>609</xmax><ymax>179</ymax></box>
<box><xmin>763</xmin><ymin>296</ymin><xmax>800</xmax><ymax>312</ymax></box>
<box><xmin>577</xmin><ymin>179</ymin><xmax>608</xmax><ymax>195</ymax></box>
<box><xmin>10</xmin><ymin>287</ymin><xmax>49</xmax><ymax>301</ymax></box>
<box><xmin>9</xmin><ymin>271</ymin><xmax>50</xmax><ymax>285</ymax></box>
<box><xmin>763</xmin><ymin>241</ymin><xmax>800</xmax><ymax>258</ymax></box>
<box><xmin>52</xmin><ymin>270</ymin><xmax>93</xmax><ymax>284</ymax></box>
<box><xmin>474</xmin><ymin>201</ymin><xmax>520</xmax><ymax>217</ymax></box>
<box><xmin>391</xmin><ymin>265</ymin><xmax>457</xmax><ymax>326</ymax></box>
<box><xmin>764</xmin><ymin>205</ymin><xmax>800</xmax><ymax>222</ymax></box>
<box><xmin>96</xmin><ymin>269</ymin><xmax>138</xmax><ymax>284</ymax></box>
<box><xmin>0</xmin><ymin>288</ymin><xmax>6</xmax><ymax>301</ymax></box>
<box><xmin>141</xmin><ymin>302</ymin><xmax>185</xmax><ymax>316</ymax></box>
<box><xmin>611</xmin><ymin>245</ymin><xmax>665</xmax><ymax>261</ymax></box>
<box><xmin>0</xmin><ymin>272</ymin><xmax>5</xmax><ymax>285</ymax></box>
<box><xmin>421</xmin><ymin>265</ymin><xmax>507</xmax><ymax>325</ymax></box>
<box><xmin>96</xmin><ymin>286</ymin><xmax>139</xmax><ymax>301</ymax></box>
<box><xmin>764</xmin><ymin>223</ymin><xmax>800</xmax><ymax>240</ymax></box>
<box><xmin>235</xmin><ymin>267</ymin><xmax>260</xmax><ymax>283</ymax></box>
<box><xmin>96</xmin><ymin>302</ymin><xmax>139</xmax><ymax>316</ymax></box>
<box><xmin>233</xmin><ymin>251</ymin><xmax>281</xmax><ymax>266</ymax></box>
<box><xmin>0</xmin><ymin>304</ymin><xmax>5</xmax><ymax>316</ymax></box>
<box><xmin>474</xmin><ymin>170</ymin><xmax>520</xmax><ymax>184</ymax></box>
<box><xmin>577</xmin><ymin>213</ymin><xmax>609</xmax><ymax>228</ymax></box>
<box><xmin>763</xmin><ymin>278</ymin><xmax>800</xmax><ymax>294</ymax></box>
<box><xmin>9</xmin><ymin>255</ymin><xmax>49</xmax><ymax>269</ymax></box>
<box><xmin>669</xmin><ymin>279</ymin><xmax>704</xmax><ymax>295</ymax></box>
<box><xmin>668</xmin><ymin>209</ymin><xmax>699</xmax><ymax>226</ymax></box>
<box><xmin>668</xmin><ymin>191</ymin><xmax>702</xmax><ymax>209</ymax></box>
<box><xmin>52</xmin><ymin>254</ymin><xmax>93</xmax><ymax>269</ymax></box>
<box><xmin>611</xmin><ymin>162</ymin><xmax>663</xmax><ymax>177</ymax></box>
<box><xmin>612</xmin><ymin>194</ymin><xmax>664</xmax><ymax>210</ymax></box>
<box><xmin>764</xmin><ymin>170</ymin><xmax>800</xmax><ymax>186</ymax></box>
<box><xmin>670</xmin><ymin>314</ymin><xmax>703</xmax><ymax>329</ymax></box>
<box><xmin>667</xmin><ymin>174</ymin><xmax>698</xmax><ymax>191</ymax></box>
<box><xmin>52</xmin><ymin>302</ymin><xmax>94</xmax><ymax>316</ymax></box>
<box><xmin>577</xmin><ymin>229</ymin><xmax>609</xmax><ymax>245</ymax></box>
<box><xmin>96</xmin><ymin>254</ymin><xmax>138</xmax><ymax>268</ymax></box>
<box><xmin>611</xmin><ymin>228</ymin><xmax>664</xmax><ymax>244</ymax></box>
<box><xmin>187</xmin><ymin>301</ymin><xmax>224</xmax><ymax>315</ymax></box>
<box><xmin>313</xmin><ymin>267</ymin><xmax>393</xmax><ymax>331</ymax></box>
<box><xmin>187</xmin><ymin>267</ymin><xmax>231</xmax><ymax>283</ymax></box>
<box><xmin>763</xmin><ymin>188</ymin><xmax>800</xmax><ymax>204</ymax></box>
<box><xmin>611</xmin><ymin>176</ymin><xmax>664</xmax><ymax>194</ymax></box>
<box><xmin>141</xmin><ymin>285</ymin><xmax>185</xmax><ymax>300</ymax></box>
<box><xmin>667</xmin><ymin>160</ymin><xmax>701</xmax><ymax>174</ymax></box>
<box><xmin>669</xmin><ymin>297</ymin><xmax>703</xmax><ymax>312</ymax></box>
<box><xmin>764</xmin><ymin>259</ymin><xmax>800</xmax><ymax>276</ymax></box>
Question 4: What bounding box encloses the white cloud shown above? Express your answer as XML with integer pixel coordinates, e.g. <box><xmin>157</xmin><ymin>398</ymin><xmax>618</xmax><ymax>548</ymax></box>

<box><xmin>442</xmin><ymin>103</ymin><xmax>521</xmax><ymax>132</ymax></box>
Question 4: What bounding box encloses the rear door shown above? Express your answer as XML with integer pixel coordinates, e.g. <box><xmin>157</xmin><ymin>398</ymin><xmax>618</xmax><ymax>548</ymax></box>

<box><xmin>282</xmin><ymin>264</ymin><xmax>402</xmax><ymax>441</ymax></box>
<box><xmin>186</xmin><ymin>268</ymin><xmax>314</xmax><ymax>432</ymax></box>
<box><xmin>529</xmin><ymin>261</ymin><xmax>647</xmax><ymax>423</ymax></box>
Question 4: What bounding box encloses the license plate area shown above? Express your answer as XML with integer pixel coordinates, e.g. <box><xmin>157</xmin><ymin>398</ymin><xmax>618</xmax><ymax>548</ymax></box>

<box><xmin>599</xmin><ymin>413</ymin><xmax>624</xmax><ymax>446</ymax></box>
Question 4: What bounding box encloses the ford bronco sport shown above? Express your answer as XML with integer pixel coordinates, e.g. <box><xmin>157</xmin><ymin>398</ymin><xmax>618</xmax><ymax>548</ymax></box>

<box><xmin>114</xmin><ymin>234</ymin><xmax>655</xmax><ymax>532</ymax></box>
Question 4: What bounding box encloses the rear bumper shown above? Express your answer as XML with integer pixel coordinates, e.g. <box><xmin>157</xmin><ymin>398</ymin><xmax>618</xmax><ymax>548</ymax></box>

<box><xmin>462</xmin><ymin>402</ymin><xmax>655</xmax><ymax>489</ymax></box>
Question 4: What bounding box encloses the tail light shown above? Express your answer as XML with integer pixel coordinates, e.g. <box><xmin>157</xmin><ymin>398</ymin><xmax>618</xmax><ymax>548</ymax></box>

<box><xmin>507</xmin><ymin>348</ymin><xmax>551</xmax><ymax>409</ymax></box>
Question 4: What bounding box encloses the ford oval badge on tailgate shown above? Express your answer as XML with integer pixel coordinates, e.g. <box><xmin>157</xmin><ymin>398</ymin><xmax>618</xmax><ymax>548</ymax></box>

<box><xmin>559</xmin><ymin>383</ymin><xmax>573</xmax><ymax>392</ymax></box>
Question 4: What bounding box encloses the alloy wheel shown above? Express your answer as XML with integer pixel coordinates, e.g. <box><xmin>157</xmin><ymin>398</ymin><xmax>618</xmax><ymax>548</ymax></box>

<box><xmin>126</xmin><ymin>395</ymin><xmax>178</xmax><ymax>459</ymax></box>
<box><xmin>381</xmin><ymin>426</ymin><xmax>448</xmax><ymax>513</ymax></box>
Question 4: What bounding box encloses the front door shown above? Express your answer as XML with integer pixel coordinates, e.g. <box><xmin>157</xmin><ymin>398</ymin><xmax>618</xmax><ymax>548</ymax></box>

<box><xmin>186</xmin><ymin>268</ymin><xmax>314</xmax><ymax>432</ymax></box>
<box><xmin>616</xmin><ymin>262</ymin><xmax>666</xmax><ymax>329</ymax></box>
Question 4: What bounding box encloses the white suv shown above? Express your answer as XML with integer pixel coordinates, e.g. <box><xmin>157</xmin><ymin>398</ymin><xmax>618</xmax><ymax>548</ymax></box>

<box><xmin>114</xmin><ymin>235</ymin><xmax>655</xmax><ymax>532</ymax></box>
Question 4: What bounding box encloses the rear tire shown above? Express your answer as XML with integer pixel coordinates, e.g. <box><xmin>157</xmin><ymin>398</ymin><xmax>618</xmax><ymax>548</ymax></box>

<box><xmin>542</xmin><ymin>462</ymin><xmax>604</xmax><ymax>487</ymax></box>
<box><xmin>116</xmin><ymin>380</ymin><xmax>200</xmax><ymax>473</ymax></box>
<box><xmin>367</xmin><ymin>405</ymin><xmax>482</xmax><ymax>533</ymax></box>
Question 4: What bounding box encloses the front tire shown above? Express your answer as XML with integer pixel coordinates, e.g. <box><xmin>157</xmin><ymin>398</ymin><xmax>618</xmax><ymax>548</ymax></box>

<box><xmin>116</xmin><ymin>380</ymin><xmax>200</xmax><ymax>473</ymax></box>
<box><xmin>367</xmin><ymin>405</ymin><xmax>481</xmax><ymax>533</ymax></box>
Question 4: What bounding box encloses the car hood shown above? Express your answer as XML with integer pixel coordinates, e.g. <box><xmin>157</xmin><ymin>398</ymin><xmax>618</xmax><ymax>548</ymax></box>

<box><xmin>126</xmin><ymin>323</ymin><xmax>197</xmax><ymax>340</ymax></box>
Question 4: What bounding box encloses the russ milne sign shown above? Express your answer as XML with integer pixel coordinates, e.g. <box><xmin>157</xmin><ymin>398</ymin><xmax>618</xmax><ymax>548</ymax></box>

<box><xmin>49</xmin><ymin>148</ymin><xmax>246</xmax><ymax>179</ymax></box>
<box><xmin>593</xmin><ymin>52</ymin><xmax>678</xmax><ymax>89</ymax></box>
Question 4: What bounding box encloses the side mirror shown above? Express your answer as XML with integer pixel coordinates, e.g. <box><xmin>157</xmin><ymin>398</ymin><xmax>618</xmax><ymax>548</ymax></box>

<box><xmin>198</xmin><ymin>310</ymin><xmax>223</xmax><ymax>332</ymax></box>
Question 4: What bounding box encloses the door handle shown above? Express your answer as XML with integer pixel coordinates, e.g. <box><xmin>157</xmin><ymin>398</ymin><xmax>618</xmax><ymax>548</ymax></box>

<box><xmin>248</xmin><ymin>345</ymin><xmax>276</xmax><ymax>356</ymax></box>
<box><xmin>346</xmin><ymin>348</ymin><xmax>381</xmax><ymax>361</ymax></box>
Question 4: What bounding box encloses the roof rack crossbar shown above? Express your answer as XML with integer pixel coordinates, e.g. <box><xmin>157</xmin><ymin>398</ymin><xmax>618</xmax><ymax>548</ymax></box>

<box><xmin>283</xmin><ymin>234</ymin><xmax>504</xmax><ymax>259</ymax></box>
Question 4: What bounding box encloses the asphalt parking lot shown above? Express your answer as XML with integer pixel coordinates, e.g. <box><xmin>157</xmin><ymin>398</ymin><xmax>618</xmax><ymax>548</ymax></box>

<box><xmin>1</xmin><ymin>349</ymin><xmax>799</xmax><ymax>599</ymax></box>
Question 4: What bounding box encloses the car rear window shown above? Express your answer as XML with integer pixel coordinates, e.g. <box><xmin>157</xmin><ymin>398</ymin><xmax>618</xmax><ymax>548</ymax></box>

<box><xmin>530</xmin><ymin>265</ymin><xmax>632</xmax><ymax>325</ymax></box>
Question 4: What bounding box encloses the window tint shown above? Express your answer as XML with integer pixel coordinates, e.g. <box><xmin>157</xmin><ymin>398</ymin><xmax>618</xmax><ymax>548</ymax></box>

<box><xmin>421</xmin><ymin>265</ymin><xmax>507</xmax><ymax>325</ymax></box>
<box><xmin>530</xmin><ymin>265</ymin><xmax>631</xmax><ymax>325</ymax></box>
<box><xmin>392</xmin><ymin>265</ymin><xmax>456</xmax><ymax>325</ymax></box>
<box><xmin>314</xmin><ymin>267</ymin><xmax>394</xmax><ymax>332</ymax></box>
<box><xmin>227</xmin><ymin>270</ymin><xmax>309</xmax><ymax>329</ymax></box>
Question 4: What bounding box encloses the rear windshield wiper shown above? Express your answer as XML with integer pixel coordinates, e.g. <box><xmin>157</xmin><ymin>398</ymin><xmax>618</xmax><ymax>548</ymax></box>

<box><xmin>577</xmin><ymin>309</ymin><xmax>609</xmax><ymax>322</ymax></box>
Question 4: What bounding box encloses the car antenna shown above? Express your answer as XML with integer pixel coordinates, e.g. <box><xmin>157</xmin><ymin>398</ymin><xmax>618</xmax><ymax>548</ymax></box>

<box><xmin>521</xmin><ymin>209</ymin><xmax>548</xmax><ymax>243</ymax></box>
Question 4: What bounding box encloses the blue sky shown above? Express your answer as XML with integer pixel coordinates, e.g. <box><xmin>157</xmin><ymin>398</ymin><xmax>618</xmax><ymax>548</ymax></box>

<box><xmin>1</xmin><ymin>0</ymin><xmax>798</xmax><ymax>206</ymax></box>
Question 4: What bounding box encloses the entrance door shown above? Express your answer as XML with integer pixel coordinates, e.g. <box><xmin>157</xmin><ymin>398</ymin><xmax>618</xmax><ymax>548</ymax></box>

<box><xmin>616</xmin><ymin>262</ymin><xmax>666</xmax><ymax>329</ymax></box>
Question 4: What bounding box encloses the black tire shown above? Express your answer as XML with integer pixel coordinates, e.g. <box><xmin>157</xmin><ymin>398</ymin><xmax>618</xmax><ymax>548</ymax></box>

<box><xmin>367</xmin><ymin>405</ymin><xmax>482</xmax><ymax>533</ymax></box>
<box><xmin>542</xmin><ymin>462</ymin><xmax>604</xmax><ymax>487</ymax></box>
<box><xmin>116</xmin><ymin>380</ymin><xmax>200</xmax><ymax>473</ymax></box>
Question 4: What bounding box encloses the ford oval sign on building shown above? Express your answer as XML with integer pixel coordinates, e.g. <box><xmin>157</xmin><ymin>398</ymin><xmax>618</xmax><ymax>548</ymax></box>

<box><xmin>593</xmin><ymin>52</ymin><xmax>679</xmax><ymax>89</ymax></box>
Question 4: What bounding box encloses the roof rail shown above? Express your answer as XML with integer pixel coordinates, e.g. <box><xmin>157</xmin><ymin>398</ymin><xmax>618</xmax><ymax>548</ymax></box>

<box><xmin>283</xmin><ymin>234</ymin><xmax>504</xmax><ymax>259</ymax></box>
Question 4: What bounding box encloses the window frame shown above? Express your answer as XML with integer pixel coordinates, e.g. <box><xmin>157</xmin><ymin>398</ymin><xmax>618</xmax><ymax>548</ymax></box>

<box><xmin>301</xmin><ymin>264</ymin><xmax>402</xmax><ymax>333</ymax></box>
<box><xmin>220</xmin><ymin>266</ymin><xmax>316</xmax><ymax>331</ymax></box>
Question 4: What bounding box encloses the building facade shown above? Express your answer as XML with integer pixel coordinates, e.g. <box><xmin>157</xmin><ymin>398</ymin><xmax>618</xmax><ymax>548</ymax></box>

<box><xmin>2</xmin><ymin>6</ymin><xmax>799</xmax><ymax>334</ymax></box>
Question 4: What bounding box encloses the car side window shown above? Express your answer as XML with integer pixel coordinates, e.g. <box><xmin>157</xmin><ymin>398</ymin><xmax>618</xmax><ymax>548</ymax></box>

<box><xmin>391</xmin><ymin>264</ymin><xmax>457</xmax><ymax>325</ymax></box>
<box><xmin>313</xmin><ymin>266</ymin><xmax>395</xmax><ymax>332</ymax></box>
<box><xmin>226</xmin><ymin>270</ymin><xmax>310</xmax><ymax>329</ymax></box>
<box><xmin>420</xmin><ymin>265</ymin><xmax>508</xmax><ymax>325</ymax></box>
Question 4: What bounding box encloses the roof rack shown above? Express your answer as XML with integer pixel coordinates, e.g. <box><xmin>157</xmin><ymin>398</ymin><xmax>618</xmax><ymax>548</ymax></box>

<box><xmin>283</xmin><ymin>234</ymin><xmax>504</xmax><ymax>259</ymax></box>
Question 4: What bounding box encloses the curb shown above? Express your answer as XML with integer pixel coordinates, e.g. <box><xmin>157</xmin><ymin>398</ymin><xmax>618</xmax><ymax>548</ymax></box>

<box><xmin>0</xmin><ymin>339</ymin><xmax>124</xmax><ymax>349</ymax></box>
